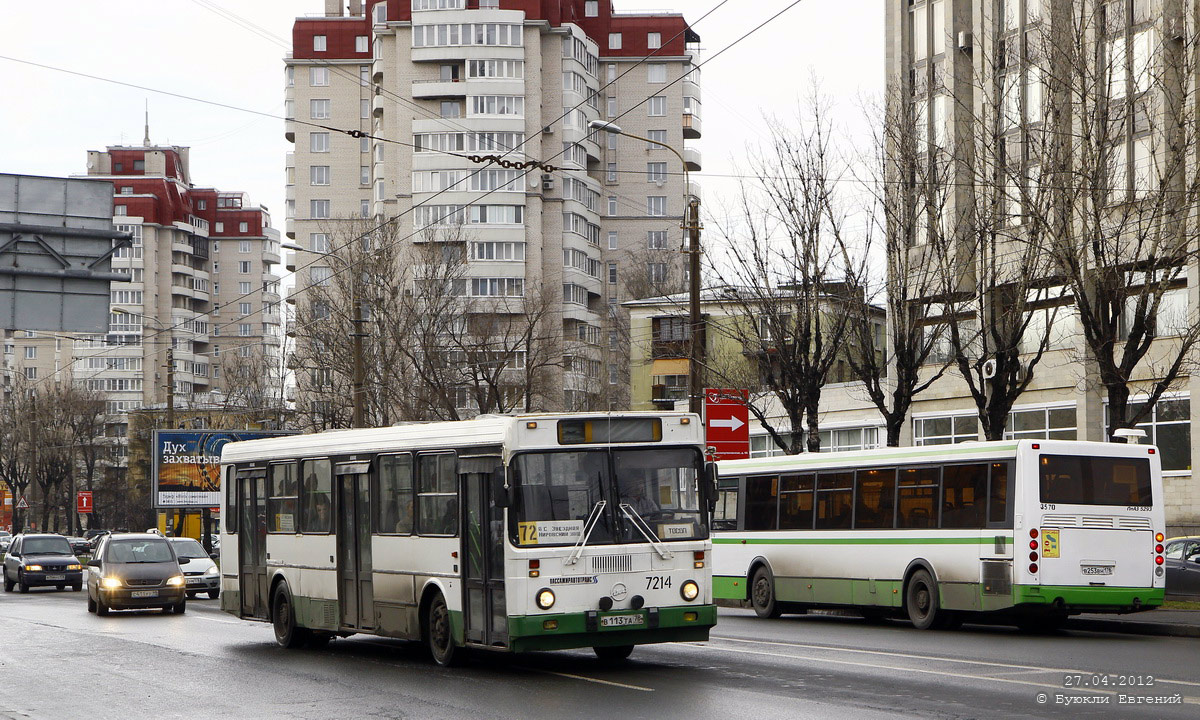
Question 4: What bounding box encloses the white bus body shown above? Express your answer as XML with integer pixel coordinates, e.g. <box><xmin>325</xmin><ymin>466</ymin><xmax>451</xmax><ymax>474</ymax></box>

<box><xmin>219</xmin><ymin>413</ymin><xmax>716</xmax><ymax>661</ymax></box>
<box><xmin>712</xmin><ymin>440</ymin><xmax>1166</xmax><ymax>629</ymax></box>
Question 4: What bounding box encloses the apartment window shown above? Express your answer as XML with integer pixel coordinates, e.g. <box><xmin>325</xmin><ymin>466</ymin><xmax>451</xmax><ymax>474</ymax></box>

<box><xmin>607</xmin><ymin>63</ymin><xmax>617</xmax><ymax>82</ymax></box>
<box><xmin>607</xmin><ymin>231</ymin><xmax>618</xmax><ymax>250</ymax></box>
<box><xmin>374</xmin><ymin>2</ymin><xmax>387</xmax><ymax>23</ymax></box>
<box><xmin>23</xmin><ymin>346</ymin><xmax>35</xmax><ymax>360</ymax></box>
<box><xmin>647</xmin><ymin>130</ymin><xmax>667</xmax><ymax>150</ymax></box>
<box><xmin>311</xmin><ymin>165</ymin><xmax>330</xmax><ymax>185</ymax></box>
<box><xmin>607</xmin><ymin>132</ymin><xmax>618</xmax><ymax>151</ymax></box>
<box><xmin>607</xmin><ymin>97</ymin><xmax>617</xmax><ymax>118</ymax></box>
<box><xmin>312</xmin><ymin>266</ymin><xmax>332</xmax><ymax>286</ymax></box>
<box><xmin>310</xmin><ymin>233</ymin><xmax>330</xmax><ymax>253</ymax></box>
<box><xmin>310</xmin><ymin>99</ymin><xmax>330</xmax><ymax>119</ymax></box>
<box><xmin>1005</xmin><ymin>405</ymin><xmax>1077</xmax><ymax>441</ymax></box>
<box><xmin>237</xmin><ymin>324</ymin><xmax>251</xmax><ymax>337</ymax></box>
<box><xmin>585</xmin><ymin>0</ymin><xmax>598</xmax><ymax>16</ymax></box>
<box><xmin>313</xmin><ymin>35</ymin><xmax>326</xmax><ymax>51</ymax></box>
<box><xmin>647</xmin><ymin>263</ymin><xmax>667</xmax><ymax>283</ymax></box>
<box><xmin>819</xmin><ymin>427</ymin><xmax>882</xmax><ymax>453</ymax></box>
<box><xmin>606</xmin><ymin>163</ymin><xmax>617</xmax><ymax>183</ymax></box>
<box><xmin>361</xmin><ymin>166</ymin><xmax>371</xmax><ymax>185</ymax></box>
<box><xmin>441</xmin><ymin>101</ymin><xmax>461</xmax><ymax>118</ymax></box>
<box><xmin>607</xmin><ymin>196</ymin><xmax>618</xmax><ymax>215</ymax></box>
<box><xmin>647</xmin><ymin>64</ymin><xmax>667</xmax><ymax>83</ymax></box>
<box><xmin>648</xmin><ymin>32</ymin><xmax>661</xmax><ymax>49</ymax></box>
<box><xmin>285</xmin><ymin>166</ymin><xmax>295</xmax><ymax>185</ymax></box>
<box><xmin>24</xmin><ymin>367</ymin><xmax>36</xmax><ymax>380</ymax></box>
<box><xmin>119</xmin><ymin>186</ymin><xmax>133</xmax><ymax>195</ymax></box>
<box><xmin>238</xmin><ymin>282</ymin><xmax>252</xmax><ymax>294</ymax></box>
<box><xmin>361</xmin><ymin>99</ymin><xmax>370</xmax><ymax>119</ymax></box>
<box><xmin>215</xmin><ymin>222</ymin><xmax>225</xmax><ymax>233</ymax></box>
<box><xmin>647</xmin><ymin>96</ymin><xmax>666</xmax><ymax>116</ymax></box>
<box><xmin>286</xmin><ymin>66</ymin><xmax>294</xmax><ymax>87</ymax></box>
<box><xmin>238</xmin><ymin>302</ymin><xmax>252</xmax><ymax>316</ymax></box>
<box><xmin>310</xmin><ymin>200</ymin><xmax>330</xmax><ymax>218</ymax></box>
<box><xmin>608</xmin><ymin>33</ymin><xmax>622</xmax><ymax>50</ymax></box>
<box><xmin>1106</xmin><ymin>397</ymin><xmax>1191</xmax><ymax>471</ymax></box>
<box><xmin>238</xmin><ymin>261</ymin><xmax>251</xmax><ymax>274</ymax></box>
<box><xmin>361</xmin><ymin>137</ymin><xmax>369</xmax><ymax>153</ymax></box>
<box><xmin>647</xmin><ymin>162</ymin><xmax>667</xmax><ymax>182</ymax></box>
<box><xmin>310</xmin><ymin>132</ymin><xmax>330</xmax><ymax>153</ymax></box>
<box><xmin>914</xmin><ymin>415</ymin><xmax>978</xmax><ymax>445</ymax></box>
<box><xmin>647</xmin><ymin>196</ymin><xmax>666</xmax><ymax>216</ymax></box>
<box><xmin>608</xmin><ymin>262</ymin><xmax>618</xmax><ymax>284</ymax></box>
<box><xmin>647</xmin><ymin>230</ymin><xmax>667</xmax><ymax>249</ymax></box>
<box><xmin>361</xmin><ymin>199</ymin><xmax>371</xmax><ymax>218</ymax></box>
<box><xmin>239</xmin><ymin>222</ymin><xmax>249</xmax><ymax>234</ymax></box>
<box><xmin>239</xmin><ymin>239</ymin><xmax>251</xmax><ymax>252</ymax></box>
<box><xmin>356</xmin><ymin>35</ymin><xmax>368</xmax><ymax>53</ymax></box>
<box><xmin>114</xmin><ymin>205</ymin><xmax>127</xmax><ymax>216</ymax></box>
<box><xmin>360</xmin><ymin>65</ymin><xmax>370</xmax><ymax>86</ymax></box>
<box><xmin>310</xmin><ymin>67</ymin><xmax>329</xmax><ymax>86</ymax></box>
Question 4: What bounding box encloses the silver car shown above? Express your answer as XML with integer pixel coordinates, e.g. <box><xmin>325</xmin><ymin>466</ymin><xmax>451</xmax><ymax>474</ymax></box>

<box><xmin>168</xmin><ymin>537</ymin><xmax>220</xmax><ymax>599</ymax></box>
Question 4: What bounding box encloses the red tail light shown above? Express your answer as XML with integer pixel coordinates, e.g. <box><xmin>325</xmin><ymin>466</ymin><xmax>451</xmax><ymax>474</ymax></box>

<box><xmin>529</xmin><ymin>559</ymin><xmax>540</xmax><ymax>569</ymax></box>
<box><xmin>1029</xmin><ymin>563</ymin><xmax>1039</xmax><ymax>573</ymax></box>
<box><xmin>1155</xmin><ymin>556</ymin><xmax>1164</xmax><ymax>566</ymax></box>
<box><xmin>1029</xmin><ymin>540</ymin><xmax>1038</xmax><ymax>550</ymax></box>
<box><xmin>1029</xmin><ymin>551</ymin><xmax>1039</xmax><ymax>562</ymax></box>
<box><xmin>694</xmin><ymin>551</ymin><xmax>705</xmax><ymax>560</ymax></box>
<box><xmin>1155</xmin><ymin>544</ymin><xmax>1164</xmax><ymax>554</ymax></box>
<box><xmin>1029</xmin><ymin>528</ymin><xmax>1039</xmax><ymax>539</ymax></box>
<box><xmin>1148</xmin><ymin>448</ymin><xmax>1156</xmax><ymax>454</ymax></box>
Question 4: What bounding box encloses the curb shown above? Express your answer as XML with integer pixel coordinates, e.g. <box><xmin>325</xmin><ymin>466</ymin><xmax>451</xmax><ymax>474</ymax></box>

<box><xmin>1064</xmin><ymin>618</ymin><xmax>1200</xmax><ymax>638</ymax></box>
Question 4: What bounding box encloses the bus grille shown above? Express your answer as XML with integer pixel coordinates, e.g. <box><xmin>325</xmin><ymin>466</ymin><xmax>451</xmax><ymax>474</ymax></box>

<box><xmin>1081</xmin><ymin>516</ymin><xmax>1114</xmax><ymax>528</ymax></box>
<box><xmin>590</xmin><ymin>555</ymin><xmax>633</xmax><ymax>574</ymax></box>
<box><xmin>1042</xmin><ymin>514</ymin><xmax>1077</xmax><ymax>527</ymax></box>
<box><xmin>1118</xmin><ymin>517</ymin><xmax>1153</xmax><ymax>530</ymax></box>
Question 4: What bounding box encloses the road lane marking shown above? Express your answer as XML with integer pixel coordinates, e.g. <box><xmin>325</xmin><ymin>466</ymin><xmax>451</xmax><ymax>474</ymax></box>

<box><xmin>517</xmin><ymin>667</ymin><xmax>654</xmax><ymax>692</ymax></box>
<box><xmin>708</xmin><ymin>634</ymin><xmax>1200</xmax><ymax>690</ymax></box>
<box><xmin>189</xmin><ymin>613</ymin><xmax>242</xmax><ymax>625</ymax></box>
<box><xmin>684</xmin><ymin>642</ymin><xmax>1199</xmax><ymax>704</ymax></box>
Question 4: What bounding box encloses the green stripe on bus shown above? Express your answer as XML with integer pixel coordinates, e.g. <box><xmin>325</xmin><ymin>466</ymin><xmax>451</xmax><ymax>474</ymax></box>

<box><xmin>721</xmin><ymin>443</ymin><xmax>1020</xmax><ymax>471</ymax></box>
<box><xmin>1013</xmin><ymin>585</ymin><xmax>1164</xmax><ymax>607</ymax></box>
<box><xmin>713</xmin><ymin>536</ymin><xmax>1011</xmax><ymax>545</ymax></box>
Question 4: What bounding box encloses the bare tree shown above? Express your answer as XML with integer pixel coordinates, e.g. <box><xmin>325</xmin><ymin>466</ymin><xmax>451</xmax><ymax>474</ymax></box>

<box><xmin>706</xmin><ymin>103</ymin><xmax>855</xmax><ymax>453</ymax></box>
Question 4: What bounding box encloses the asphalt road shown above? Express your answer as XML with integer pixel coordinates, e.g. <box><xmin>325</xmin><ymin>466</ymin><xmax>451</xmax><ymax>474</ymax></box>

<box><xmin>0</xmin><ymin>588</ymin><xmax>1196</xmax><ymax>719</ymax></box>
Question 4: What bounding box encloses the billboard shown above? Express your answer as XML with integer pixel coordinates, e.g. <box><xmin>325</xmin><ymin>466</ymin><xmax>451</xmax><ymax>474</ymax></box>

<box><xmin>153</xmin><ymin>430</ymin><xmax>291</xmax><ymax>508</ymax></box>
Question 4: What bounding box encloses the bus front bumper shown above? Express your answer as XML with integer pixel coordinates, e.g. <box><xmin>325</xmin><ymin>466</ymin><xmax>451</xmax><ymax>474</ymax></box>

<box><xmin>1014</xmin><ymin>585</ymin><xmax>1165</xmax><ymax>613</ymax></box>
<box><xmin>508</xmin><ymin>604</ymin><xmax>717</xmax><ymax>653</ymax></box>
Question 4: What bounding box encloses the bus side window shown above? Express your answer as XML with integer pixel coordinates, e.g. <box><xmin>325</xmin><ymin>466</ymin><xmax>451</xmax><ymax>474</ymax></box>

<box><xmin>854</xmin><ymin>468</ymin><xmax>896</xmax><ymax>529</ymax></box>
<box><xmin>815</xmin><ymin>472</ymin><xmax>853</xmax><ymax>530</ymax></box>
<box><xmin>267</xmin><ymin>463</ymin><xmax>298</xmax><ymax>533</ymax></box>
<box><xmin>941</xmin><ymin>464</ymin><xmax>987</xmax><ymax>529</ymax></box>
<box><xmin>988</xmin><ymin>462</ymin><xmax>1009</xmax><ymax>525</ymax></box>
<box><xmin>713</xmin><ymin>478</ymin><xmax>739</xmax><ymax>530</ymax></box>
<box><xmin>897</xmin><ymin>466</ymin><xmax>939</xmax><ymax>529</ymax></box>
<box><xmin>418</xmin><ymin>453</ymin><xmax>458</xmax><ymax>537</ymax></box>
<box><xmin>778</xmin><ymin>474</ymin><xmax>814</xmax><ymax>530</ymax></box>
<box><xmin>300</xmin><ymin>458</ymin><xmax>332</xmax><ymax>534</ymax></box>
<box><xmin>375</xmin><ymin>454</ymin><xmax>413</xmax><ymax>535</ymax></box>
<box><xmin>744</xmin><ymin>476</ymin><xmax>778</xmax><ymax>531</ymax></box>
<box><xmin>225</xmin><ymin>466</ymin><xmax>238</xmax><ymax>534</ymax></box>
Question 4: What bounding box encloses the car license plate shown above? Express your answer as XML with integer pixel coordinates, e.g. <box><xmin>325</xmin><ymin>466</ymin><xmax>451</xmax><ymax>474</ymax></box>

<box><xmin>1081</xmin><ymin>565</ymin><xmax>1114</xmax><ymax>576</ymax></box>
<box><xmin>45</xmin><ymin>574</ymin><xmax>66</xmax><ymax>581</ymax></box>
<box><xmin>600</xmin><ymin>613</ymin><xmax>645</xmax><ymax>628</ymax></box>
<box><xmin>186</xmin><ymin>577</ymin><xmax>204</xmax><ymax>585</ymax></box>
<box><xmin>130</xmin><ymin>590</ymin><xmax>159</xmax><ymax>598</ymax></box>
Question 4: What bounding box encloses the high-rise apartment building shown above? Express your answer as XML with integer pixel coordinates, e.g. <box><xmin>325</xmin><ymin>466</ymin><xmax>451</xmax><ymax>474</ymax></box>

<box><xmin>285</xmin><ymin>0</ymin><xmax>701</xmax><ymax>423</ymax></box>
<box><xmin>7</xmin><ymin>143</ymin><xmax>284</xmax><ymax>465</ymax></box>
<box><xmin>882</xmin><ymin>0</ymin><xmax>1200</xmax><ymax>533</ymax></box>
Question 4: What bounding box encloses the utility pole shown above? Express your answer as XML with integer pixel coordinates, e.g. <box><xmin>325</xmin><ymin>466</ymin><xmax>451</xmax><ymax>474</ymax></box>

<box><xmin>687</xmin><ymin>196</ymin><xmax>705</xmax><ymax>417</ymax></box>
<box><xmin>352</xmin><ymin>291</ymin><xmax>366</xmax><ymax>428</ymax></box>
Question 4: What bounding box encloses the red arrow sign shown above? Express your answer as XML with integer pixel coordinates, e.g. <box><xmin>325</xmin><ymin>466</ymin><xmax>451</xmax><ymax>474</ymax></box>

<box><xmin>77</xmin><ymin>491</ymin><xmax>93</xmax><ymax>514</ymax></box>
<box><xmin>704</xmin><ymin>388</ymin><xmax>750</xmax><ymax>460</ymax></box>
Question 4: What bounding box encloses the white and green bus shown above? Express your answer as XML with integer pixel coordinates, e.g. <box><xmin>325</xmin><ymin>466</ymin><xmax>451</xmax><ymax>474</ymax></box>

<box><xmin>712</xmin><ymin>440</ymin><xmax>1166</xmax><ymax>630</ymax></box>
<box><xmin>219</xmin><ymin>413</ymin><xmax>717</xmax><ymax>663</ymax></box>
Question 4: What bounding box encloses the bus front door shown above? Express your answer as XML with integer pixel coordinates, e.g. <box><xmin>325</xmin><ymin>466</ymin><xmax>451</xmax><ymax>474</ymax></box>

<box><xmin>462</xmin><ymin>458</ymin><xmax>508</xmax><ymax>648</ymax></box>
<box><xmin>237</xmin><ymin>471</ymin><xmax>268</xmax><ymax>619</ymax></box>
<box><xmin>336</xmin><ymin>466</ymin><xmax>374</xmax><ymax>630</ymax></box>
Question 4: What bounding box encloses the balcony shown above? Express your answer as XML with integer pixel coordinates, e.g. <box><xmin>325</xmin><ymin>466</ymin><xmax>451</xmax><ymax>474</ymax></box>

<box><xmin>683</xmin><ymin>111</ymin><xmax>701</xmax><ymax>139</ymax></box>
<box><xmin>285</xmin><ymin>119</ymin><xmax>295</xmax><ymax>143</ymax></box>
<box><xmin>411</xmin><ymin>79</ymin><xmax>467</xmax><ymax>99</ymax></box>
<box><xmin>684</xmin><ymin>147</ymin><xmax>702</xmax><ymax>172</ymax></box>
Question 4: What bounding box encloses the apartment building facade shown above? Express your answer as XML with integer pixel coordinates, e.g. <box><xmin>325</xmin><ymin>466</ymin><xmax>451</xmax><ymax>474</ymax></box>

<box><xmin>877</xmin><ymin>0</ymin><xmax>1200</xmax><ymax>533</ymax></box>
<box><xmin>285</xmin><ymin>0</ymin><xmax>700</xmax><ymax>421</ymax></box>
<box><xmin>7</xmin><ymin>144</ymin><xmax>284</xmax><ymax>465</ymax></box>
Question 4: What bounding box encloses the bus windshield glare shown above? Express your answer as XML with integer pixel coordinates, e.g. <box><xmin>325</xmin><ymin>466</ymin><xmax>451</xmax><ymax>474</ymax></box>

<box><xmin>1039</xmin><ymin>455</ymin><xmax>1153</xmax><ymax>506</ymax></box>
<box><xmin>511</xmin><ymin>448</ymin><xmax>706</xmax><ymax>546</ymax></box>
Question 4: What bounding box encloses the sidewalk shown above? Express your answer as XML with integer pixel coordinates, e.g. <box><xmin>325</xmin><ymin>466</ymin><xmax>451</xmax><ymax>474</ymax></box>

<box><xmin>1066</xmin><ymin>607</ymin><xmax>1200</xmax><ymax>638</ymax></box>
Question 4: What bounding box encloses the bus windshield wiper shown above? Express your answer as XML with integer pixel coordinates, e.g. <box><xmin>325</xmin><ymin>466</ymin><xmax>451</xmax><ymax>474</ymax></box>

<box><xmin>565</xmin><ymin>500</ymin><xmax>607</xmax><ymax>566</ymax></box>
<box><xmin>619</xmin><ymin>503</ymin><xmax>673</xmax><ymax>560</ymax></box>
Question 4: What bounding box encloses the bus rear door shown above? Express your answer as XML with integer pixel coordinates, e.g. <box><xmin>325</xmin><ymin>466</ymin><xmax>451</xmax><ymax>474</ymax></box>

<box><xmin>336</xmin><ymin>462</ymin><xmax>374</xmax><ymax>630</ymax></box>
<box><xmin>237</xmin><ymin>467</ymin><xmax>268</xmax><ymax>619</ymax></box>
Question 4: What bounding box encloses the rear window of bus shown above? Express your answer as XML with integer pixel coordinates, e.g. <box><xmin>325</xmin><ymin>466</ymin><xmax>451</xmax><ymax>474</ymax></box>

<box><xmin>1039</xmin><ymin>455</ymin><xmax>1152</xmax><ymax>506</ymax></box>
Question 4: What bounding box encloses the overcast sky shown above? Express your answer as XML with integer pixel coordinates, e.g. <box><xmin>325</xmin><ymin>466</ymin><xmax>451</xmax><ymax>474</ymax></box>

<box><xmin>0</xmin><ymin>0</ymin><xmax>882</xmax><ymax>239</ymax></box>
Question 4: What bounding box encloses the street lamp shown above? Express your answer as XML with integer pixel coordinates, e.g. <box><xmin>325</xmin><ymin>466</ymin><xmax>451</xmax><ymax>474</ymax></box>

<box><xmin>588</xmin><ymin>120</ymin><xmax>704</xmax><ymax>416</ymax></box>
<box><xmin>281</xmin><ymin>242</ymin><xmax>367</xmax><ymax>428</ymax></box>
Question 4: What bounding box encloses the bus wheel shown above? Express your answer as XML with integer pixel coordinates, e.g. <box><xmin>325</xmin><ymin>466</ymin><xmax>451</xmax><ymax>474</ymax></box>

<box><xmin>905</xmin><ymin>569</ymin><xmax>941</xmax><ymax>630</ymax></box>
<box><xmin>593</xmin><ymin>645</ymin><xmax>634</xmax><ymax>662</ymax></box>
<box><xmin>751</xmin><ymin>566</ymin><xmax>783</xmax><ymax>619</ymax></box>
<box><xmin>272</xmin><ymin>585</ymin><xmax>310</xmax><ymax>649</ymax></box>
<box><xmin>426</xmin><ymin>592</ymin><xmax>461</xmax><ymax>666</ymax></box>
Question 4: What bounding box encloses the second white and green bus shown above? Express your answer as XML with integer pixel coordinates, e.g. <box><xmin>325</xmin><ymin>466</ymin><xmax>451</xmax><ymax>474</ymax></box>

<box><xmin>219</xmin><ymin>412</ymin><xmax>717</xmax><ymax>663</ymax></box>
<box><xmin>712</xmin><ymin>440</ymin><xmax>1166</xmax><ymax>630</ymax></box>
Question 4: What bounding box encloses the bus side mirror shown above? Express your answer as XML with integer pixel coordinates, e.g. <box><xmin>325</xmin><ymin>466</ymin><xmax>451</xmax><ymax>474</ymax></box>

<box><xmin>705</xmin><ymin>463</ymin><xmax>718</xmax><ymax>514</ymax></box>
<box><xmin>491</xmin><ymin>469</ymin><xmax>510</xmax><ymax>509</ymax></box>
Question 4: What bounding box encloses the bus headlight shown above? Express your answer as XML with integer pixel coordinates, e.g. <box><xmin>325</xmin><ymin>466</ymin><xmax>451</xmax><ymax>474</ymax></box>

<box><xmin>536</xmin><ymin>588</ymin><xmax>556</xmax><ymax>610</ymax></box>
<box><xmin>680</xmin><ymin>580</ymin><xmax>699</xmax><ymax>602</ymax></box>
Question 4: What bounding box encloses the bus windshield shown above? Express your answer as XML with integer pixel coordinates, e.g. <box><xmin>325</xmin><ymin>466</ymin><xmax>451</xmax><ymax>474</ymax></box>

<box><xmin>511</xmin><ymin>447</ymin><xmax>705</xmax><ymax>547</ymax></box>
<box><xmin>1039</xmin><ymin>455</ymin><xmax>1153</xmax><ymax>506</ymax></box>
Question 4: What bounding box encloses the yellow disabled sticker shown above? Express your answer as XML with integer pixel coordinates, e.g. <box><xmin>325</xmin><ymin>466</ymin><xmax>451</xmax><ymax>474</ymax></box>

<box><xmin>1042</xmin><ymin>529</ymin><xmax>1060</xmax><ymax>558</ymax></box>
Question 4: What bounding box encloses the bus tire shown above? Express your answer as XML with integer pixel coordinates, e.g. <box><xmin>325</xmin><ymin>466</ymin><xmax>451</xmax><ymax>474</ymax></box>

<box><xmin>905</xmin><ymin>569</ymin><xmax>942</xmax><ymax>630</ymax></box>
<box><xmin>426</xmin><ymin>592</ymin><xmax>461</xmax><ymax>666</ymax></box>
<box><xmin>593</xmin><ymin>645</ymin><xmax>634</xmax><ymax>662</ymax></box>
<box><xmin>750</xmin><ymin>566</ymin><xmax>783</xmax><ymax>619</ymax></box>
<box><xmin>271</xmin><ymin>584</ymin><xmax>310</xmax><ymax>649</ymax></box>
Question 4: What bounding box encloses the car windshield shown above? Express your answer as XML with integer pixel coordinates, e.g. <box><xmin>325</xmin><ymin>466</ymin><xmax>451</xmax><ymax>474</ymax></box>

<box><xmin>510</xmin><ymin>447</ymin><xmax>706</xmax><ymax>547</ymax></box>
<box><xmin>106</xmin><ymin>539</ymin><xmax>176</xmax><ymax>563</ymax></box>
<box><xmin>170</xmin><ymin>539</ymin><xmax>208</xmax><ymax>559</ymax></box>
<box><xmin>23</xmin><ymin>537</ymin><xmax>73</xmax><ymax>555</ymax></box>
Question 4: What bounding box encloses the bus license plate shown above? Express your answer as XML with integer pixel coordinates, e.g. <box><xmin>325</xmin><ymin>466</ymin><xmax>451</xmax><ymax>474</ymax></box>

<box><xmin>131</xmin><ymin>590</ymin><xmax>159</xmax><ymax>598</ymax></box>
<box><xmin>1081</xmin><ymin>565</ymin><xmax>1113</xmax><ymax>576</ymax></box>
<box><xmin>45</xmin><ymin>574</ymin><xmax>66</xmax><ymax>581</ymax></box>
<box><xmin>600</xmin><ymin>613</ymin><xmax>645</xmax><ymax>628</ymax></box>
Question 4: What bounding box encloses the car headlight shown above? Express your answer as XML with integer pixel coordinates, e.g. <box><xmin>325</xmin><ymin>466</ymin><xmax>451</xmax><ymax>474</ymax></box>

<box><xmin>67</xmin><ymin>564</ymin><xmax>82</xmax><ymax>571</ymax></box>
<box><xmin>166</xmin><ymin>575</ymin><xmax>185</xmax><ymax>587</ymax></box>
<box><xmin>23</xmin><ymin>565</ymin><xmax>42</xmax><ymax>572</ymax></box>
<box><xmin>680</xmin><ymin>580</ymin><xmax>700</xmax><ymax>602</ymax></box>
<box><xmin>536</xmin><ymin>588</ymin><xmax>556</xmax><ymax>610</ymax></box>
<box><xmin>101</xmin><ymin>577</ymin><xmax>123</xmax><ymax>589</ymax></box>
<box><xmin>205</xmin><ymin>565</ymin><xmax>219</xmax><ymax>576</ymax></box>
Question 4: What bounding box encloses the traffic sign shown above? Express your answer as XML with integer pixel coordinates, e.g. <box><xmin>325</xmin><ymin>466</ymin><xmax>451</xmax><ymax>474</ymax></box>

<box><xmin>704</xmin><ymin>388</ymin><xmax>750</xmax><ymax>460</ymax></box>
<box><xmin>77</xmin><ymin>491</ymin><xmax>93</xmax><ymax>514</ymax></box>
<box><xmin>16</xmin><ymin>497</ymin><xmax>28</xmax><ymax>509</ymax></box>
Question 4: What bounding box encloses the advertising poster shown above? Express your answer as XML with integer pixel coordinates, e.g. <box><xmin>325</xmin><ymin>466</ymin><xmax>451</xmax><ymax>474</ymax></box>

<box><xmin>153</xmin><ymin>430</ymin><xmax>291</xmax><ymax>508</ymax></box>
